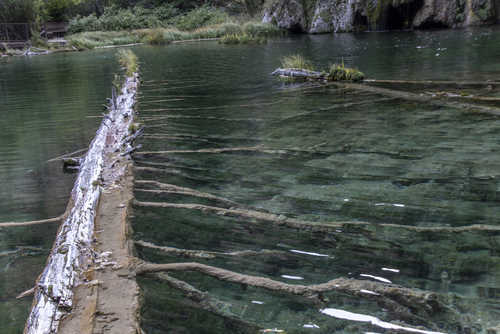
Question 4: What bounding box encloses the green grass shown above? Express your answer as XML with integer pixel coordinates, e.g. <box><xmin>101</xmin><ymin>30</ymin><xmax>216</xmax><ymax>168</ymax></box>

<box><xmin>117</xmin><ymin>49</ymin><xmax>138</xmax><ymax>77</ymax></box>
<box><xmin>67</xmin><ymin>21</ymin><xmax>284</xmax><ymax>49</ymax></box>
<box><xmin>280</xmin><ymin>54</ymin><xmax>315</xmax><ymax>71</ymax></box>
<box><xmin>328</xmin><ymin>63</ymin><xmax>364</xmax><ymax>82</ymax></box>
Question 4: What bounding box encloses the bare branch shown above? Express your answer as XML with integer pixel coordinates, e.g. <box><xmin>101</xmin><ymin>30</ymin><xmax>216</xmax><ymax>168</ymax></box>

<box><xmin>0</xmin><ymin>215</ymin><xmax>63</xmax><ymax>228</ymax></box>
<box><xmin>135</xmin><ymin>240</ymin><xmax>285</xmax><ymax>259</ymax></box>
<box><xmin>135</xmin><ymin>180</ymin><xmax>240</xmax><ymax>207</ymax></box>
<box><xmin>133</xmin><ymin>200</ymin><xmax>500</xmax><ymax>233</ymax></box>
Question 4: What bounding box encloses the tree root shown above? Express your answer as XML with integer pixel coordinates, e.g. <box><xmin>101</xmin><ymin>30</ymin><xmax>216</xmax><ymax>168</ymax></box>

<box><xmin>0</xmin><ymin>215</ymin><xmax>64</xmax><ymax>228</ymax></box>
<box><xmin>136</xmin><ymin>240</ymin><xmax>285</xmax><ymax>259</ymax></box>
<box><xmin>133</xmin><ymin>200</ymin><xmax>500</xmax><ymax>234</ymax></box>
<box><xmin>135</xmin><ymin>180</ymin><xmax>241</xmax><ymax>207</ymax></box>
<box><xmin>134</xmin><ymin>260</ymin><xmax>451</xmax><ymax>325</ymax></box>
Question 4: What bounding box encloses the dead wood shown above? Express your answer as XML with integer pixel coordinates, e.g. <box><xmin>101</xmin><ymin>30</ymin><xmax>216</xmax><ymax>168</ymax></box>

<box><xmin>134</xmin><ymin>146</ymin><xmax>287</xmax><ymax>156</ymax></box>
<box><xmin>0</xmin><ymin>215</ymin><xmax>63</xmax><ymax>228</ymax></box>
<box><xmin>47</xmin><ymin>148</ymin><xmax>88</xmax><ymax>163</ymax></box>
<box><xmin>280</xmin><ymin>97</ymin><xmax>395</xmax><ymax>122</ymax></box>
<box><xmin>133</xmin><ymin>200</ymin><xmax>500</xmax><ymax>234</ymax></box>
<box><xmin>16</xmin><ymin>287</ymin><xmax>35</xmax><ymax>299</ymax></box>
<box><xmin>338</xmin><ymin>82</ymin><xmax>500</xmax><ymax>115</ymax></box>
<box><xmin>135</xmin><ymin>180</ymin><xmax>240</xmax><ymax>207</ymax></box>
<box><xmin>135</xmin><ymin>240</ymin><xmax>284</xmax><ymax>259</ymax></box>
<box><xmin>149</xmin><ymin>272</ymin><xmax>261</xmax><ymax>330</ymax></box>
<box><xmin>135</xmin><ymin>261</ymin><xmax>451</xmax><ymax>323</ymax></box>
<box><xmin>139</xmin><ymin>101</ymin><xmax>280</xmax><ymax>113</ymax></box>
<box><xmin>363</xmin><ymin>79</ymin><xmax>500</xmax><ymax>87</ymax></box>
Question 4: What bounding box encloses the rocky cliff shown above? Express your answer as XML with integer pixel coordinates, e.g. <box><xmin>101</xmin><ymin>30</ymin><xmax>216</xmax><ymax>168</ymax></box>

<box><xmin>262</xmin><ymin>0</ymin><xmax>500</xmax><ymax>33</ymax></box>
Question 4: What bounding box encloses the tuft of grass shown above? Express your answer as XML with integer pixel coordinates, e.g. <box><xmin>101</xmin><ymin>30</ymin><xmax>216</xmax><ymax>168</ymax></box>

<box><xmin>327</xmin><ymin>63</ymin><xmax>364</xmax><ymax>82</ymax></box>
<box><xmin>117</xmin><ymin>49</ymin><xmax>138</xmax><ymax>77</ymax></box>
<box><xmin>281</xmin><ymin>54</ymin><xmax>315</xmax><ymax>71</ymax></box>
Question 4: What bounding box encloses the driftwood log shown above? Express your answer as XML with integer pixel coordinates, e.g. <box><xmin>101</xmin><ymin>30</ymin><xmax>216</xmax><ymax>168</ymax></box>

<box><xmin>24</xmin><ymin>73</ymin><xmax>139</xmax><ymax>334</ymax></box>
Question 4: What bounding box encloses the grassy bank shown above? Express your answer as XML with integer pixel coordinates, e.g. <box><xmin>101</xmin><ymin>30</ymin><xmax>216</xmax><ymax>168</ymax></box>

<box><xmin>68</xmin><ymin>21</ymin><xmax>283</xmax><ymax>49</ymax></box>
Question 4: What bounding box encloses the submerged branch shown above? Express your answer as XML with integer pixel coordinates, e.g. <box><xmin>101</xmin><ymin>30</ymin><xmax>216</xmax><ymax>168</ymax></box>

<box><xmin>133</xmin><ymin>200</ymin><xmax>500</xmax><ymax>234</ymax></box>
<box><xmin>135</xmin><ymin>261</ymin><xmax>451</xmax><ymax>324</ymax></box>
<box><xmin>149</xmin><ymin>272</ymin><xmax>260</xmax><ymax>330</ymax></box>
<box><xmin>0</xmin><ymin>215</ymin><xmax>64</xmax><ymax>228</ymax></box>
<box><xmin>363</xmin><ymin>79</ymin><xmax>500</xmax><ymax>87</ymax></box>
<box><xmin>47</xmin><ymin>148</ymin><xmax>88</xmax><ymax>163</ymax></box>
<box><xmin>136</xmin><ymin>240</ymin><xmax>285</xmax><ymax>259</ymax></box>
<box><xmin>135</xmin><ymin>180</ymin><xmax>240</xmax><ymax>207</ymax></box>
<box><xmin>134</xmin><ymin>146</ymin><xmax>287</xmax><ymax>156</ymax></box>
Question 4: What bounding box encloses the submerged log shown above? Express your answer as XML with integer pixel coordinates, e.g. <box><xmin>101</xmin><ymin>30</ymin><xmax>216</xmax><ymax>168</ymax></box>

<box><xmin>25</xmin><ymin>72</ymin><xmax>140</xmax><ymax>334</ymax></box>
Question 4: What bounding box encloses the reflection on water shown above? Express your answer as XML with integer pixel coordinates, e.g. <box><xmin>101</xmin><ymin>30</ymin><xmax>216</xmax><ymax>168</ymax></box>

<box><xmin>0</xmin><ymin>50</ymin><xmax>117</xmax><ymax>333</ymax></box>
<box><xmin>133</xmin><ymin>26</ymin><xmax>500</xmax><ymax>334</ymax></box>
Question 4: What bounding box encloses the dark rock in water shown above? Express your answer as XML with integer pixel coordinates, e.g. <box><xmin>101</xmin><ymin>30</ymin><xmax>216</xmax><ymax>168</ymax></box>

<box><xmin>263</xmin><ymin>0</ymin><xmax>499</xmax><ymax>33</ymax></box>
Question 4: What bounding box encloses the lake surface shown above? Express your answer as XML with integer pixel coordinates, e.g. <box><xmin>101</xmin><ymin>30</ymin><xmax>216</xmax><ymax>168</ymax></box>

<box><xmin>133</xmin><ymin>27</ymin><xmax>500</xmax><ymax>334</ymax></box>
<box><xmin>0</xmin><ymin>50</ymin><xmax>118</xmax><ymax>333</ymax></box>
<box><xmin>2</xmin><ymin>25</ymin><xmax>500</xmax><ymax>333</ymax></box>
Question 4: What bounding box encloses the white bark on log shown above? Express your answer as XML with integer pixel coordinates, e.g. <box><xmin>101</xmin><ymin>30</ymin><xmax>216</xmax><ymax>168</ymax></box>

<box><xmin>24</xmin><ymin>73</ymin><xmax>139</xmax><ymax>334</ymax></box>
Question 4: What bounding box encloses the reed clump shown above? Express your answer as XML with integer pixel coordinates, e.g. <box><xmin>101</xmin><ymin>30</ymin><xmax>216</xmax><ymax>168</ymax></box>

<box><xmin>281</xmin><ymin>54</ymin><xmax>315</xmax><ymax>71</ymax></box>
<box><xmin>328</xmin><ymin>63</ymin><xmax>364</xmax><ymax>82</ymax></box>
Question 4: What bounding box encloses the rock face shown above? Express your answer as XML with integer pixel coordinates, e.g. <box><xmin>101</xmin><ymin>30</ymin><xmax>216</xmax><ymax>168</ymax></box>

<box><xmin>262</xmin><ymin>0</ymin><xmax>499</xmax><ymax>33</ymax></box>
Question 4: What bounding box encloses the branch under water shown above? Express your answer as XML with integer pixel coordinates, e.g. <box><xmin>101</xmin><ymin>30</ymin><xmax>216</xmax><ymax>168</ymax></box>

<box><xmin>135</xmin><ymin>240</ymin><xmax>285</xmax><ymax>259</ymax></box>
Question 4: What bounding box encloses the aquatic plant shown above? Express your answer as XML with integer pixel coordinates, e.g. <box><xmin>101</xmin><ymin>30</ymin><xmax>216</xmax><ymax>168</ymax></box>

<box><xmin>280</xmin><ymin>54</ymin><xmax>315</xmax><ymax>71</ymax></box>
<box><xmin>117</xmin><ymin>49</ymin><xmax>138</xmax><ymax>77</ymax></box>
<box><xmin>327</xmin><ymin>63</ymin><xmax>364</xmax><ymax>82</ymax></box>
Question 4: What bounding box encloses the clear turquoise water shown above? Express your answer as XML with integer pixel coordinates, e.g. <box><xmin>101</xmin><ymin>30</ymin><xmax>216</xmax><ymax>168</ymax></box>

<box><xmin>0</xmin><ymin>50</ymin><xmax>118</xmax><ymax>333</ymax></box>
<box><xmin>133</xmin><ymin>27</ymin><xmax>500</xmax><ymax>334</ymax></box>
<box><xmin>1</xmin><ymin>25</ymin><xmax>500</xmax><ymax>334</ymax></box>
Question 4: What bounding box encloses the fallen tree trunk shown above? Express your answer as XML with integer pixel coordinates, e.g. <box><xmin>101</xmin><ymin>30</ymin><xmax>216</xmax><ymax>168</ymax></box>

<box><xmin>24</xmin><ymin>71</ymin><xmax>140</xmax><ymax>334</ymax></box>
<box><xmin>135</xmin><ymin>261</ymin><xmax>455</xmax><ymax>326</ymax></box>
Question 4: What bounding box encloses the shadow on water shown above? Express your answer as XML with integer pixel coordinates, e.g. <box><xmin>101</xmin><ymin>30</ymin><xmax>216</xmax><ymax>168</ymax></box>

<box><xmin>132</xmin><ymin>27</ymin><xmax>500</xmax><ymax>334</ymax></box>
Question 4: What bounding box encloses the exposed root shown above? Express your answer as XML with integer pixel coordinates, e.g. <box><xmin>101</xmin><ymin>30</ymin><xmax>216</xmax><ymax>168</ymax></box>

<box><xmin>134</xmin><ymin>146</ymin><xmax>287</xmax><ymax>156</ymax></box>
<box><xmin>133</xmin><ymin>200</ymin><xmax>500</xmax><ymax>233</ymax></box>
<box><xmin>136</xmin><ymin>240</ymin><xmax>285</xmax><ymax>259</ymax></box>
<box><xmin>135</xmin><ymin>180</ymin><xmax>240</xmax><ymax>207</ymax></box>
<box><xmin>0</xmin><ymin>215</ymin><xmax>64</xmax><ymax>228</ymax></box>
<box><xmin>47</xmin><ymin>148</ymin><xmax>88</xmax><ymax>163</ymax></box>
<box><xmin>135</xmin><ymin>261</ymin><xmax>451</xmax><ymax>324</ymax></box>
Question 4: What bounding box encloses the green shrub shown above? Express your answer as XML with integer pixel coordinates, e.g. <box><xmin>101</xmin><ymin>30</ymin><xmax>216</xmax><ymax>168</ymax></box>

<box><xmin>68</xmin><ymin>4</ymin><xmax>179</xmax><ymax>33</ymax></box>
<box><xmin>242</xmin><ymin>21</ymin><xmax>283</xmax><ymax>37</ymax></box>
<box><xmin>168</xmin><ymin>5</ymin><xmax>229</xmax><ymax>31</ymax></box>
<box><xmin>281</xmin><ymin>54</ymin><xmax>315</xmax><ymax>71</ymax></box>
